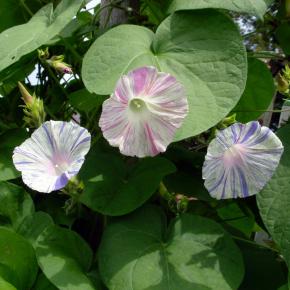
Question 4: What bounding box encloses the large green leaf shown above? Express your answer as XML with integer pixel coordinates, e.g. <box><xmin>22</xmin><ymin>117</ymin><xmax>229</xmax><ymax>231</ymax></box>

<box><xmin>0</xmin><ymin>227</ymin><xmax>38</xmax><ymax>290</ymax></box>
<box><xmin>99</xmin><ymin>206</ymin><xmax>244</xmax><ymax>290</ymax></box>
<box><xmin>233</xmin><ymin>57</ymin><xmax>275</xmax><ymax>123</ymax></box>
<box><xmin>0</xmin><ymin>181</ymin><xmax>34</xmax><ymax>230</ymax></box>
<box><xmin>79</xmin><ymin>146</ymin><xmax>175</xmax><ymax>216</ymax></box>
<box><xmin>0</xmin><ymin>0</ymin><xmax>43</xmax><ymax>33</ymax></box>
<box><xmin>276</xmin><ymin>22</ymin><xmax>290</xmax><ymax>55</ymax></box>
<box><xmin>0</xmin><ymin>277</ymin><xmax>17</xmax><ymax>290</ymax></box>
<box><xmin>17</xmin><ymin>212</ymin><xmax>54</xmax><ymax>246</ymax></box>
<box><xmin>69</xmin><ymin>89</ymin><xmax>106</xmax><ymax>113</ymax></box>
<box><xmin>237</xmin><ymin>240</ymin><xmax>287</xmax><ymax>290</ymax></box>
<box><xmin>257</xmin><ymin>124</ymin><xmax>290</xmax><ymax>267</ymax></box>
<box><xmin>167</xmin><ymin>0</ymin><xmax>272</xmax><ymax>18</ymax></box>
<box><xmin>82</xmin><ymin>10</ymin><xmax>247</xmax><ymax>140</ymax></box>
<box><xmin>35</xmin><ymin>225</ymin><xmax>96</xmax><ymax>290</ymax></box>
<box><xmin>0</xmin><ymin>0</ymin><xmax>84</xmax><ymax>72</ymax></box>
<box><xmin>0</xmin><ymin>129</ymin><xmax>28</xmax><ymax>181</ymax></box>
<box><xmin>33</xmin><ymin>273</ymin><xmax>58</xmax><ymax>290</ymax></box>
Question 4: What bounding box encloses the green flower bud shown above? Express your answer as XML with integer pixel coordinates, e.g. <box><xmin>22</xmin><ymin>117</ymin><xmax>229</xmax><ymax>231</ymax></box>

<box><xmin>47</xmin><ymin>55</ymin><xmax>73</xmax><ymax>74</ymax></box>
<box><xmin>18</xmin><ymin>82</ymin><xmax>46</xmax><ymax>128</ymax></box>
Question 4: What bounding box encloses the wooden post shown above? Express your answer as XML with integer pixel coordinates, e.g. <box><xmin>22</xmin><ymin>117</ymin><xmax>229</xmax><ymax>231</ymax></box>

<box><xmin>99</xmin><ymin>0</ymin><xmax>130</xmax><ymax>28</ymax></box>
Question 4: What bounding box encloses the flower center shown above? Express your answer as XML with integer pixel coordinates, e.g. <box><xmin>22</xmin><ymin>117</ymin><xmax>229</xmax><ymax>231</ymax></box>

<box><xmin>223</xmin><ymin>143</ymin><xmax>245</xmax><ymax>168</ymax></box>
<box><xmin>129</xmin><ymin>98</ymin><xmax>147</xmax><ymax>112</ymax></box>
<box><xmin>50</xmin><ymin>153</ymin><xmax>70</xmax><ymax>176</ymax></box>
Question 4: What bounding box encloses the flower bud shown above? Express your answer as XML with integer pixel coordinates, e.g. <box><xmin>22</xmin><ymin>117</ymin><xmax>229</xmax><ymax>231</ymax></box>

<box><xmin>276</xmin><ymin>73</ymin><xmax>289</xmax><ymax>94</ymax></box>
<box><xmin>18</xmin><ymin>82</ymin><xmax>46</xmax><ymax>128</ymax></box>
<box><xmin>47</xmin><ymin>55</ymin><xmax>73</xmax><ymax>74</ymax></box>
<box><xmin>18</xmin><ymin>82</ymin><xmax>33</xmax><ymax>105</ymax></box>
<box><xmin>38</xmin><ymin>48</ymin><xmax>50</xmax><ymax>60</ymax></box>
<box><xmin>218</xmin><ymin>113</ymin><xmax>237</xmax><ymax>129</ymax></box>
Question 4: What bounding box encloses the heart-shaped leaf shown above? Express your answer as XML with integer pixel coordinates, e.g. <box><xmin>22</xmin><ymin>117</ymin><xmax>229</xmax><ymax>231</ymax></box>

<box><xmin>79</xmin><ymin>145</ymin><xmax>175</xmax><ymax>216</ymax></box>
<box><xmin>167</xmin><ymin>0</ymin><xmax>273</xmax><ymax>18</ymax></box>
<box><xmin>35</xmin><ymin>225</ymin><xmax>96</xmax><ymax>290</ymax></box>
<box><xmin>0</xmin><ymin>227</ymin><xmax>38</xmax><ymax>290</ymax></box>
<box><xmin>0</xmin><ymin>181</ymin><xmax>34</xmax><ymax>229</ymax></box>
<box><xmin>82</xmin><ymin>10</ymin><xmax>247</xmax><ymax>140</ymax></box>
<box><xmin>98</xmin><ymin>206</ymin><xmax>244</xmax><ymax>290</ymax></box>
<box><xmin>0</xmin><ymin>0</ymin><xmax>84</xmax><ymax>71</ymax></box>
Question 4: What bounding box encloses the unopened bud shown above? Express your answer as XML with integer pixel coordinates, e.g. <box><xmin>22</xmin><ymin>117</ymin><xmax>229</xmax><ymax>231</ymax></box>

<box><xmin>47</xmin><ymin>55</ymin><xmax>73</xmax><ymax>74</ymax></box>
<box><xmin>276</xmin><ymin>73</ymin><xmax>289</xmax><ymax>94</ymax></box>
<box><xmin>218</xmin><ymin>113</ymin><xmax>237</xmax><ymax>129</ymax></box>
<box><xmin>18</xmin><ymin>82</ymin><xmax>33</xmax><ymax>105</ymax></box>
<box><xmin>18</xmin><ymin>82</ymin><xmax>46</xmax><ymax>128</ymax></box>
<box><xmin>38</xmin><ymin>48</ymin><xmax>50</xmax><ymax>60</ymax></box>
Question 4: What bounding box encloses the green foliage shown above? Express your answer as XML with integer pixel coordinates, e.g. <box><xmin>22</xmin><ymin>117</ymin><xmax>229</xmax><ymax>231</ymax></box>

<box><xmin>99</xmin><ymin>205</ymin><xmax>244</xmax><ymax>290</ymax></box>
<box><xmin>0</xmin><ymin>0</ymin><xmax>288</xmax><ymax>289</ymax></box>
<box><xmin>0</xmin><ymin>181</ymin><xmax>34</xmax><ymax>230</ymax></box>
<box><xmin>233</xmin><ymin>57</ymin><xmax>275</xmax><ymax>123</ymax></box>
<box><xmin>0</xmin><ymin>0</ymin><xmax>43</xmax><ymax>33</ymax></box>
<box><xmin>0</xmin><ymin>0</ymin><xmax>84</xmax><ymax>71</ymax></box>
<box><xmin>258</xmin><ymin>124</ymin><xmax>290</xmax><ymax>269</ymax></box>
<box><xmin>79</xmin><ymin>144</ymin><xmax>175</xmax><ymax>215</ymax></box>
<box><xmin>238</xmin><ymin>240</ymin><xmax>287</xmax><ymax>290</ymax></box>
<box><xmin>167</xmin><ymin>0</ymin><xmax>273</xmax><ymax>18</ymax></box>
<box><xmin>35</xmin><ymin>225</ymin><xmax>96</xmax><ymax>290</ymax></box>
<box><xmin>0</xmin><ymin>227</ymin><xmax>38</xmax><ymax>290</ymax></box>
<box><xmin>0</xmin><ymin>129</ymin><xmax>28</xmax><ymax>181</ymax></box>
<box><xmin>69</xmin><ymin>89</ymin><xmax>106</xmax><ymax>113</ymax></box>
<box><xmin>82</xmin><ymin>10</ymin><xmax>247</xmax><ymax>140</ymax></box>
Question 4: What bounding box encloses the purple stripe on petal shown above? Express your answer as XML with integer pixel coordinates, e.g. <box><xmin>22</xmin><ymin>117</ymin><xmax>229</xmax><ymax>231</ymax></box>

<box><xmin>231</xmin><ymin>125</ymin><xmax>238</xmax><ymax>143</ymax></box>
<box><xmin>221</xmin><ymin>176</ymin><xmax>228</xmax><ymax>199</ymax></box>
<box><xmin>208</xmin><ymin>170</ymin><xmax>225</xmax><ymax>193</ymax></box>
<box><xmin>237</xmin><ymin>167</ymin><xmax>249</xmax><ymax>197</ymax></box>
<box><xmin>14</xmin><ymin>161</ymin><xmax>34</xmax><ymax>165</ymax></box>
<box><xmin>43</xmin><ymin>123</ymin><xmax>55</xmax><ymax>150</ymax></box>
<box><xmin>241</xmin><ymin>121</ymin><xmax>259</xmax><ymax>143</ymax></box>
<box><xmin>53</xmin><ymin>173</ymin><xmax>69</xmax><ymax>191</ymax></box>
<box><xmin>59</xmin><ymin>122</ymin><xmax>66</xmax><ymax>135</ymax></box>
<box><xmin>70</xmin><ymin>128</ymin><xmax>85</xmax><ymax>151</ymax></box>
<box><xmin>131</xmin><ymin>67</ymin><xmax>149</xmax><ymax>96</ymax></box>
<box><xmin>247</xmin><ymin>128</ymin><xmax>270</xmax><ymax>146</ymax></box>
<box><xmin>73</xmin><ymin>136</ymin><xmax>91</xmax><ymax>150</ymax></box>
<box><xmin>232</xmin><ymin>169</ymin><xmax>237</xmax><ymax>198</ymax></box>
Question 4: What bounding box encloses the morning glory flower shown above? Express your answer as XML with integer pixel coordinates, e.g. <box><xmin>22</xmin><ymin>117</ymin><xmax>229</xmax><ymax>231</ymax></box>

<box><xmin>99</xmin><ymin>66</ymin><xmax>188</xmax><ymax>157</ymax></box>
<box><xmin>202</xmin><ymin>121</ymin><xmax>283</xmax><ymax>199</ymax></box>
<box><xmin>13</xmin><ymin>121</ymin><xmax>91</xmax><ymax>193</ymax></box>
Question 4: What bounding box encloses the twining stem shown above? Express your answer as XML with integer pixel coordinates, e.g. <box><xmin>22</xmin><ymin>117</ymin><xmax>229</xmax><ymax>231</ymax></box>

<box><xmin>248</xmin><ymin>51</ymin><xmax>285</xmax><ymax>59</ymax></box>
<box><xmin>232</xmin><ymin>235</ymin><xmax>279</xmax><ymax>253</ymax></box>
<box><xmin>20</xmin><ymin>0</ymin><xmax>34</xmax><ymax>17</ymax></box>
<box><xmin>233</xmin><ymin>108</ymin><xmax>290</xmax><ymax>113</ymax></box>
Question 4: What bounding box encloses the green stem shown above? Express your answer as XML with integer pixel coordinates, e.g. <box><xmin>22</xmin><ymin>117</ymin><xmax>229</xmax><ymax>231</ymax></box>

<box><xmin>41</xmin><ymin>60</ymin><xmax>69</xmax><ymax>98</ymax></box>
<box><xmin>248</xmin><ymin>51</ymin><xmax>285</xmax><ymax>59</ymax></box>
<box><xmin>232</xmin><ymin>235</ymin><xmax>279</xmax><ymax>253</ymax></box>
<box><xmin>60</xmin><ymin>36</ymin><xmax>82</xmax><ymax>62</ymax></box>
<box><xmin>20</xmin><ymin>0</ymin><xmax>34</xmax><ymax>17</ymax></box>
<box><xmin>233</xmin><ymin>108</ymin><xmax>290</xmax><ymax>113</ymax></box>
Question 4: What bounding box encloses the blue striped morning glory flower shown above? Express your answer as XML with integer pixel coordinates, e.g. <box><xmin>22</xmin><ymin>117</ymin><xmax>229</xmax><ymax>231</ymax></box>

<box><xmin>13</xmin><ymin>121</ymin><xmax>91</xmax><ymax>193</ymax></box>
<box><xmin>202</xmin><ymin>121</ymin><xmax>284</xmax><ymax>199</ymax></box>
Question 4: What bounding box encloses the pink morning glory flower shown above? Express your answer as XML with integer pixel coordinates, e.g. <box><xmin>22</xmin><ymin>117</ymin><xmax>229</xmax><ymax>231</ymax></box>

<box><xmin>99</xmin><ymin>66</ymin><xmax>188</xmax><ymax>158</ymax></box>
<box><xmin>202</xmin><ymin>121</ymin><xmax>284</xmax><ymax>199</ymax></box>
<box><xmin>13</xmin><ymin>121</ymin><xmax>91</xmax><ymax>193</ymax></box>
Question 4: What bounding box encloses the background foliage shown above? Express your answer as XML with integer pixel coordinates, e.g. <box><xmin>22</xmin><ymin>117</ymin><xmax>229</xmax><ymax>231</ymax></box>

<box><xmin>0</xmin><ymin>0</ymin><xmax>289</xmax><ymax>289</ymax></box>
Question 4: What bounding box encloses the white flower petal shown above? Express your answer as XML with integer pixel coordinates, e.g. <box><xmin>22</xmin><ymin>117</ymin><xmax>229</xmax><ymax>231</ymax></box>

<box><xmin>13</xmin><ymin>121</ymin><xmax>91</xmax><ymax>193</ymax></box>
<box><xmin>202</xmin><ymin>121</ymin><xmax>284</xmax><ymax>199</ymax></box>
<box><xmin>99</xmin><ymin>66</ymin><xmax>188</xmax><ymax>157</ymax></box>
